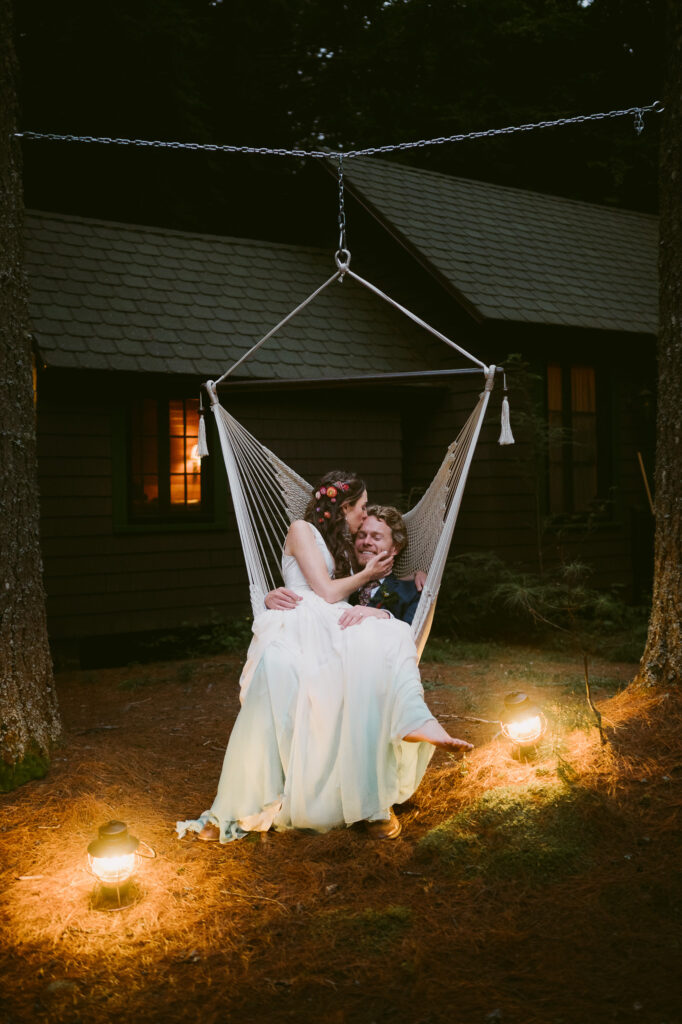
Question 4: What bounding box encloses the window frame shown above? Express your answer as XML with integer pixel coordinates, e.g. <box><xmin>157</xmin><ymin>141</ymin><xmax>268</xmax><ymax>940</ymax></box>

<box><xmin>544</xmin><ymin>361</ymin><xmax>612</xmax><ymax>524</ymax></box>
<box><xmin>112</xmin><ymin>394</ymin><xmax>228</xmax><ymax>535</ymax></box>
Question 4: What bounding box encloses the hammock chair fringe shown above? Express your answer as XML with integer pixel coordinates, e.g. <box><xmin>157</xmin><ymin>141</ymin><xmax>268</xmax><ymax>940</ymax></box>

<box><xmin>197</xmin><ymin>412</ymin><xmax>209</xmax><ymax>457</ymax></box>
<box><xmin>498</xmin><ymin>395</ymin><xmax>515</xmax><ymax>445</ymax></box>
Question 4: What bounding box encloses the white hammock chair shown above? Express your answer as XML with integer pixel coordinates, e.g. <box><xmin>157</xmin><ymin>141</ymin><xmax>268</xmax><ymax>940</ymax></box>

<box><xmin>201</xmin><ymin>251</ymin><xmax>513</xmax><ymax>659</ymax></box>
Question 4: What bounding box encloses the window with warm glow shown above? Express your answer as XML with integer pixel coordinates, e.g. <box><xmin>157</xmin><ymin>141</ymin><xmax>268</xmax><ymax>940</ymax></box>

<box><xmin>168</xmin><ymin>399</ymin><xmax>202</xmax><ymax>507</ymax></box>
<box><xmin>547</xmin><ymin>364</ymin><xmax>601</xmax><ymax>515</ymax></box>
<box><xmin>129</xmin><ymin>397</ymin><xmax>210</xmax><ymax>521</ymax></box>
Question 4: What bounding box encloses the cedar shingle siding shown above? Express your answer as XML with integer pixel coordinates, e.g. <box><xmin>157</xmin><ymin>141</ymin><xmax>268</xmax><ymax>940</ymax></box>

<box><xmin>37</xmin><ymin>382</ymin><xmax>409</xmax><ymax>642</ymax></box>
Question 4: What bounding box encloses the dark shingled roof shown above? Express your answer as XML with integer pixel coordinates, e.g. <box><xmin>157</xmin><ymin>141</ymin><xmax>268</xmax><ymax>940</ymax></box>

<box><xmin>343</xmin><ymin>157</ymin><xmax>658</xmax><ymax>334</ymax></box>
<box><xmin>25</xmin><ymin>211</ymin><xmax>453</xmax><ymax>379</ymax></box>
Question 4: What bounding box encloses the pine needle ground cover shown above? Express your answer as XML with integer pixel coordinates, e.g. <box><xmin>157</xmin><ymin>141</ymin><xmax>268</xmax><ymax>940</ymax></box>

<box><xmin>1</xmin><ymin>646</ymin><xmax>680</xmax><ymax>1024</ymax></box>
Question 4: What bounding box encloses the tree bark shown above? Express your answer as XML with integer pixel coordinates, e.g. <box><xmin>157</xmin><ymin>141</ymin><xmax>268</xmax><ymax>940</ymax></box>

<box><xmin>636</xmin><ymin>0</ymin><xmax>682</xmax><ymax>687</ymax></box>
<box><xmin>0</xmin><ymin>0</ymin><xmax>61</xmax><ymax>788</ymax></box>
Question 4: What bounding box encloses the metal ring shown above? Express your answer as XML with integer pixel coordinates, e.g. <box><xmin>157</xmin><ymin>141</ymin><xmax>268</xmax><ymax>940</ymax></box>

<box><xmin>335</xmin><ymin>249</ymin><xmax>351</xmax><ymax>270</ymax></box>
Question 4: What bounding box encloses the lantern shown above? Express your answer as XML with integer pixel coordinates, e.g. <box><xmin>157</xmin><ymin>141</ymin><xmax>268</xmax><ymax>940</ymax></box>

<box><xmin>500</xmin><ymin>692</ymin><xmax>547</xmax><ymax>747</ymax></box>
<box><xmin>88</xmin><ymin>820</ymin><xmax>139</xmax><ymax>907</ymax></box>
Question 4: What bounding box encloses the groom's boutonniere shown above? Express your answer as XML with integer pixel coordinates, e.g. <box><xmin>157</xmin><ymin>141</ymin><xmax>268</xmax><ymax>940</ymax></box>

<box><xmin>375</xmin><ymin>586</ymin><xmax>399</xmax><ymax>612</ymax></box>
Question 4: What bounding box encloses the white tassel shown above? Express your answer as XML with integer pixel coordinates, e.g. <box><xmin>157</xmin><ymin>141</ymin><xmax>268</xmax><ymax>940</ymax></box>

<box><xmin>498</xmin><ymin>395</ymin><xmax>515</xmax><ymax>445</ymax></box>
<box><xmin>197</xmin><ymin>412</ymin><xmax>209</xmax><ymax>457</ymax></box>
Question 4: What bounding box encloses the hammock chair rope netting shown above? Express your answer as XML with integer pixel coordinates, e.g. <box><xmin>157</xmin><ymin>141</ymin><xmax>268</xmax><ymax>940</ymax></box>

<box><xmin>200</xmin><ymin>251</ymin><xmax>513</xmax><ymax>659</ymax></box>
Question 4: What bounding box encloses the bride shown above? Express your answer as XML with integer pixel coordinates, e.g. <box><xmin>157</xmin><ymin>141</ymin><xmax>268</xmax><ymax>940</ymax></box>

<box><xmin>177</xmin><ymin>470</ymin><xmax>472</xmax><ymax>843</ymax></box>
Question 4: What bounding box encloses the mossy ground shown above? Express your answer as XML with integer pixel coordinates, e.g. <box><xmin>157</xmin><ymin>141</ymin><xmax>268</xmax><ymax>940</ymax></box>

<box><xmin>417</xmin><ymin>782</ymin><xmax>611</xmax><ymax>881</ymax></box>
<box><xmin>0</xmin><ymin>746</ymin><xmax>50</xmax><ymax>793</ymax></box>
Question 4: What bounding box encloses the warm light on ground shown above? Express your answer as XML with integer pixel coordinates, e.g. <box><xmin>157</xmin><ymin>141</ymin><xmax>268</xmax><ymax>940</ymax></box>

<box><xmin>1</xmin><ymin>648</ymin><xmax>677</xmax><ymax>1024</ymax></box>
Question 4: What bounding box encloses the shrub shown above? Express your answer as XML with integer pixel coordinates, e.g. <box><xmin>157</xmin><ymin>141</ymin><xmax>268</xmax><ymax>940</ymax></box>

<box><xmin>432</xmin><ymin>552</ymin><xmax>649</xmax><ymax>657</ymax></box>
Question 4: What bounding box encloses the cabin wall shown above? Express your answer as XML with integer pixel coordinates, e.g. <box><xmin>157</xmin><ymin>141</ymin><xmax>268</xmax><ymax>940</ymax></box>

<box><xmin>37</xmin><ymin>372</ymin><xmax>407</xmax><ymax>655</ymax></box>
<box><xmin>401</xmin><ymin>335</ymin><xmax>655</xmax><ymax>601</ymax></box>
<box><xmin>38</xmin><ymin>381</ymin><xmax>241</xmax><ymax>643</ymax></box>
<box><xmin>37</xmin><ymin>340</ymin><xmax>654</xmax><ymax>664</ymax></box>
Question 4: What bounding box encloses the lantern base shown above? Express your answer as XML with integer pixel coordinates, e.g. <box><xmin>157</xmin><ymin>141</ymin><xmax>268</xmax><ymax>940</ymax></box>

<box><xmin>89</xmin><ymin>879</ymin><xmax>142</xmax><ymax>912</ymax></box>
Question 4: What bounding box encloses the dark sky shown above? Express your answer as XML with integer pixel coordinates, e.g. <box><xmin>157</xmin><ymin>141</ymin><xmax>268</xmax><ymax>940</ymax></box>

<box><xmin>16</xmin><ymin>0</ymin><xmax>662</xmax><ymax>244</ymax></box>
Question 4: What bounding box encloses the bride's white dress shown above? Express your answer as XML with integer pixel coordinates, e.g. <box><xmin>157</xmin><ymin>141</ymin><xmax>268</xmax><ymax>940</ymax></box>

<box><xmin>177</xmin><ymin>523</ymin><xmax>435</xmax><ymax>842</ymax></box>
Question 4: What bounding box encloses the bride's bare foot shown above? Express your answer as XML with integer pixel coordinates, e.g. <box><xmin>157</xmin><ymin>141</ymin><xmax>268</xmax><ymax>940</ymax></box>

<box><xmin>197</xmin><ymin>822</ymin><xmax>220</xmax><ymax>842</ymax></box>
<box><xmin>404</xmin><ymin>718</ymin><xmax>473</xmax><ymax>752</ymax></box>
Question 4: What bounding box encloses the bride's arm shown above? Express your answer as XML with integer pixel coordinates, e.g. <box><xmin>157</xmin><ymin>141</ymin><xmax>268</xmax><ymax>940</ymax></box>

<box><xmin>285</xmin><ymin>520</ymin><xmax>393</xmax><ymax>603</ymax></box>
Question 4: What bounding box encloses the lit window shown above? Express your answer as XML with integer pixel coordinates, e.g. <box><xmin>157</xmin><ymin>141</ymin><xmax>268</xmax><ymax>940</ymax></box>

<box><xmin>169</xmin><ymin>399</ymin><xmax>202</xmax><ymax>506</ymax></box>
<box><xmin>547</xmin><ymin>365</ymin><xmax>599</xmax><ymax>515</ymax></box>
<box><xmin>129</xmin><ymin>397</ymin><xmax>210</xmax><ymax>521</ymax></box>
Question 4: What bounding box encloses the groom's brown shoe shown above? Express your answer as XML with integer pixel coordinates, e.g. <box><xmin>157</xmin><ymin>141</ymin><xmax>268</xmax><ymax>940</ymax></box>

<box><xmin>365</xmin><ymin>808</ymin><xmax>401</xmax><ymax>840</ymax></box>
<box><xmin>197</xmin><ymin>822</ymin><xmax>220</xmax><ymax>842</ymax></box>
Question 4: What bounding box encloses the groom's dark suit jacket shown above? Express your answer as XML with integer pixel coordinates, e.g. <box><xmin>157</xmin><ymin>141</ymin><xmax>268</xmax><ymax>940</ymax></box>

<box><xmin>350</xmin><ymin>574</ymin><xmax>420</xmax><ymax>626</ymax></box>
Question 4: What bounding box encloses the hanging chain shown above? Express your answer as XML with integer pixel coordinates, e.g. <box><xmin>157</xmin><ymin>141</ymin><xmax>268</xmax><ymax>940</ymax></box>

<box><xmin>14</xmin><ymin>101</ymin><xmax>662</xmax><ymax>159</ymax></box>
<box><xmin>337</xmin><ymin>149</ymin><xmax>347</xmax><ymax>254</ymax></box>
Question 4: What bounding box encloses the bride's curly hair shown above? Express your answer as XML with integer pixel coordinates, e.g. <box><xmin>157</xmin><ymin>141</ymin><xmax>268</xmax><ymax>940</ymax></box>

<box><xmin>304</xmin><ymin>469</ymin><xmax>366</xmax><ymax>579</ymax></box>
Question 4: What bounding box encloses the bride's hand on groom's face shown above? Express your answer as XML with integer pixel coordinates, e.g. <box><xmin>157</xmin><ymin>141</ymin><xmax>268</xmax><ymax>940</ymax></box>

<box><xmin>364</xmin><ymin>550</ymin><xmax>393</xmax><ymax>578</ymax></box>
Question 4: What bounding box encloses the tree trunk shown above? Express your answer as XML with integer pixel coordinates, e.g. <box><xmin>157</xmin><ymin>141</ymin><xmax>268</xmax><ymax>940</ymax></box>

<box><xmin>0</xmin><ymin>0</ymin><xmax>61</xmax><ymax>789</ymax></box>
<box><xmin>636</xmin><ymin>0</ymin><xmax>682</xmax><ymax>687</ymax></box>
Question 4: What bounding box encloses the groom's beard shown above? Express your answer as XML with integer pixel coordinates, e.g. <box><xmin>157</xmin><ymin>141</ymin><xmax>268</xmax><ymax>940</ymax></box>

<box><xmin>354</xmin><ymin>548</ymin><xmax>376</xmax><ymax>570</ymax></box>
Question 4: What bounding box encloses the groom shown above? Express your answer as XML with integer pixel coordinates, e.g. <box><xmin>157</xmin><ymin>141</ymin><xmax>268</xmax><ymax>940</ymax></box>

<box><xmin>343</xmin><ymin>504</ymin><xmax>422</xmax><ymax>626</ymax></box>
<box><xmin>264</xmin><ymin>504</ymin><xmax>423</xmax><ymax>625</ymax></box>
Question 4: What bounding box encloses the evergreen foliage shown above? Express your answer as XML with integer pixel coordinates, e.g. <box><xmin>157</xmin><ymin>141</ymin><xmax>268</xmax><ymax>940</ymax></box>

<box><xmin>433</xmin><ymin>550</ymin><xmax>648</xmax><ymax>658</ymax></box>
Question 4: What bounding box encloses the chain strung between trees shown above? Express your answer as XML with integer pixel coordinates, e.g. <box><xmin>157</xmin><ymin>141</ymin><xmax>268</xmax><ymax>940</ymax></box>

<box><xmin>14</xmin><ymin>101</ymin><xmax>662</xmax><ymax>159</ymax></box>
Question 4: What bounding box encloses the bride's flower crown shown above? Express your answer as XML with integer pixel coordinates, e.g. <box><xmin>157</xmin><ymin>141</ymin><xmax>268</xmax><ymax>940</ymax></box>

<box><xmin>314</xmin><ymin>482</ymin><xmax>350</xmax><ymax>501</ymax></box>
<box><xmin>315</xmin><ymin>482</ymin><xmax>351</xmax><ymax>523</ymax></box>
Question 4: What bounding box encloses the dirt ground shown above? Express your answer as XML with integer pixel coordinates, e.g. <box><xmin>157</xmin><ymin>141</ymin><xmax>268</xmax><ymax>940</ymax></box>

<box><xmin>1</xmin><ymin>644</ymin><xmax>681</xmax><ymax>1024</ymax></box>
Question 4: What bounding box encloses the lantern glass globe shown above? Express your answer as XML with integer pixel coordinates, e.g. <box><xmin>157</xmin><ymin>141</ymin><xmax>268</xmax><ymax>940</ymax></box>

<box><xmin>88</xmin><ymin>850</ymin><xmax>137</xmax><ymax>886</ymax></box>
<box><xmin>87</xmin><ymin>821</ymin><xmax>139</xmax><ymax>888</ymax></box>
<box><xmin>501</xmin><ymin>692</ymin><xmax>547</xmax><ymax>746</ymax></box>
<box><xmin>502</xmin><ymin>713</ymin><xmax>544</xmax><ymax>745</ymax></box>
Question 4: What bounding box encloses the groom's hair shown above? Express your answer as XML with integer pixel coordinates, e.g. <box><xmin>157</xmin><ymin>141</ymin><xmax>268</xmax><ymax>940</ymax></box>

<box><xmin>365</xmin><ymin>505</ymin><xmax>408</xmax><ymax>555</ymax></box>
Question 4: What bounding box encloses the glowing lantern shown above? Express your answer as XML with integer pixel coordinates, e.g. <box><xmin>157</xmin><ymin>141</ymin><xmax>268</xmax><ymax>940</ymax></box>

<box><xmin>88</xmin><ymin>820</ymin><xmax>139</xmax><ymax>902</ymax></box>
<box><xmin>500</xmin><ymin>692</ymin><xmax>547</xmax><ymax>747</ymax></box>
